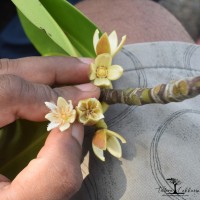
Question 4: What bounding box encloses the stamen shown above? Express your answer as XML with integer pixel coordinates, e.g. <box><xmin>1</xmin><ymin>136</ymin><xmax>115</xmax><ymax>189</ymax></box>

<box><xmin>96</xmin><ymin>66</ymin><xmax>108</xmax><ymax>78</ymax></box>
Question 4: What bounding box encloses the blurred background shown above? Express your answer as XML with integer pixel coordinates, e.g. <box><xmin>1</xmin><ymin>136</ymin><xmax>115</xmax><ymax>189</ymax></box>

<box><xmin>0</xmin><ymin>0</ymin><xmax>200</xmax><ymax>58</ymax></box>
<box><xmin>153</xmin><ymin>0</ymin><xmax>200</xmax><ymax>42</ymax></box>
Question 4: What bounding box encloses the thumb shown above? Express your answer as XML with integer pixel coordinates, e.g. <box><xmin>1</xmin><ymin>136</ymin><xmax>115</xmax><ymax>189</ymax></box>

<box><xmin>0</xmin><ymin>74</ymin><xmax>100</xmax><ymax>127</ymax></box>
<box><xmin>1</xmin><ymin>122</ymin><xmax>84</xmax><ymax>200</ymax></box>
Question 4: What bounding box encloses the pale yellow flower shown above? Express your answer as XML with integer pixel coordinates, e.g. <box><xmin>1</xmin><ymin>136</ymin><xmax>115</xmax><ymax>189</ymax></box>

<box><xmin>92</xmin><ymin>129</ymin><xmax>126</xmax><ymax>161</ymax></box>
<box><xmin>93</xmin><ymin>29</ymin><xmax>126</xmax><ymax>57</ymax></box>
<box><xmin>89</xmin><ymin>53</ymin><xmax>123</xmax><ymax>88</ymax></box>
<box><xmin>45</xmin><ymin>97</ymin><xmax>76</xmax><ymax>132</ymax></box>
<box><xmin>76</xmin><ymin>98</ymin><xmax>104</xmax><ymax>125</ymax></box>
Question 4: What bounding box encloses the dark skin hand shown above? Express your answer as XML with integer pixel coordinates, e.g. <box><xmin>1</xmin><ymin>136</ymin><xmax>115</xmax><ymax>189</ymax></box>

<box><xmin>0</xmin><ymin>56</ymin><xmax>100</xmax><ymax>200</ymax></box>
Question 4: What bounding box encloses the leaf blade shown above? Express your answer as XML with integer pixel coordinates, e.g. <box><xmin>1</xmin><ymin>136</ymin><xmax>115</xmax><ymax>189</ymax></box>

<box><xmin>18</xmin><ymin>10</ymin><xmax>69</xmax><ymax>56</ymax></box>
<box><xmin>39</xmin><ymin>0</ymin><xmax>99</xmax><ymax>57</ymax></box>
<box><xmin>12</xmin><ymin>0</ymin><xmax>79</xmax><ymax>56</ymax></box>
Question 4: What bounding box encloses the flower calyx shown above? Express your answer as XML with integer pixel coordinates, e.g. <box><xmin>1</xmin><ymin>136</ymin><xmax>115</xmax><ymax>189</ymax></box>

<box><xmin>92</xmin><ymin>128</ymin><xmax>126</xmax><ymax>161</ymax></box>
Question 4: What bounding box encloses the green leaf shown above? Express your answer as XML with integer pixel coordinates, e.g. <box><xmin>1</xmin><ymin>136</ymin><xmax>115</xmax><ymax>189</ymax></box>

<box><xmin>0</xmin><ymin>121</ymin><xmax>48</xmax><ymax>179</ymax></box>
<box><xmin>11</xmin><ymin>0</ymin><xmax>79</xmax><ymax>56</ymax></box>
<box><xmin>12</xmin><ymin>0</ymin><xmax>100</xmax><ymax>57</ymax></box>
<box><xmin>39</xmin><ymin>0</ymin><xmax>98</xmax><ymax>57</ymax></box>
<box><xmin>18</xmin><ymin>10</ymin><xmax>69</xmax><ymax>56</ymax></box>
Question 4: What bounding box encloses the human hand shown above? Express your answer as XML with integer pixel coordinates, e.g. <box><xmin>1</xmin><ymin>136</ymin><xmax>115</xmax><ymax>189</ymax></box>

<box><xmin>0</xmin><ymin>56</ymin><xmax>100</xmax><ymax>200</ymax></box>
<box><xmin>0</xmin><ymin>56</ymin><xmax>99</xmax><ymax>127</ymax></box>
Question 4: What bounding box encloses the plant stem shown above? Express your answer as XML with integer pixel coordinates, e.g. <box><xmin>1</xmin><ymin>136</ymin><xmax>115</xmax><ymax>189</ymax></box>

<box><xmin>100</xmin><ymin>76</ymin><xmax>200</xmax><ymax>105</ymax></box>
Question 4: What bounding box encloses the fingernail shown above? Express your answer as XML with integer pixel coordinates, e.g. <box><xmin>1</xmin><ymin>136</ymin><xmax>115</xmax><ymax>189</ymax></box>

<box><xmin>78</xmin><ymin>58</ymin><xmax>93</xmax><ymax>65</ymax></box>
<box><xmin>76</xmin><ymin>83</ymin><xmax>98</xmax><ymax>92</ymax></box>
<box><xmin>72</xmin><ymin>122</ymin><xmax>84</xmax><ymax>146</ymax></box>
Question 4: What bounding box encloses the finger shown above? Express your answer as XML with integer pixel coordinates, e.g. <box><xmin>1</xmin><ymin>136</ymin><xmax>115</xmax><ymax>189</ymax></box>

<box><xmin>0</xmin><ymin>56</ymin><xmax>93</xmax><ymax>85</ymax></box>
<box><xmin>0</xmin><ymin>75</ymin><xmax>100</xmax><ymax>127</ymax></box>
<box><xmin>0</xmin><ymin>123</ymin><xmax>84</xmax><ymax>200</ymax></box>
<box><xmin>0</xmin><ymin>175</ymin><xmax>10</xmax><ymax>190</ymax></box>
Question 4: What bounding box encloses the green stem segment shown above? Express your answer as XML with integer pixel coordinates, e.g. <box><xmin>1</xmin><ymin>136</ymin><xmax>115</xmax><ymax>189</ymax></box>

<box><xmin>100</xmin><ymin>76</ymin><xmax>200</xmax><ymax>106</ymax></box>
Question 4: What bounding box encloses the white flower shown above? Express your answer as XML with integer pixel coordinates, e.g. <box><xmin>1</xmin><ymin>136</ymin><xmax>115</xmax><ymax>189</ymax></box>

<box><xmin>45</xmin><ymin>97</ymin><xmax>76</xmax><ymax>132</ymax></box>
<box><xmin>76</xmin><ymin>98</ymin><xmax>104</xmax><ymax>125</ymax></box>
<box><xmin>89</xmin><ymin>53</ymin><xmax>123</xmax><ymax>88</ymax></box>
<box><xmin>92</xmin><ymin>129</ymin><xmax>126</xmax><ymax>161</ymax></box>
<box><xmin>93</xmin><ymin>29</ymin><xmax>126</xmax><ymax>57</ymax></box>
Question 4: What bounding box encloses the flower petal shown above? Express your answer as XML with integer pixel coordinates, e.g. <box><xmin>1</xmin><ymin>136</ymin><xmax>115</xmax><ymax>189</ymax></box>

<box><xmin>92</xmin><ymin>144</ymin><xmax>105</xmax><ymax>162</ymax></box>
<box><xmin>59</xmin><ymin>123</ymin><xmax>70</xmax><ymax>132</ymax></box>
<box><xmin>87</xmin><ymin>97</ymin><xmax>99</xmax><ymax>108</ymax></box>
<box><xmin>69</xmin><ymin>110</ymin><xmax>76</xmax><ymax>123</ymax></box>
<box><xmin>77</xmin><ymin>100</ymin><xmax>87</xmax><ymax>111</ymax></box>
<box><xmin>107</xmin><ymin>135</ymin><xmax>122</xmax><ymax>158</ymax></box>
<box><xmin>47</xmin><ymin>122</ymin><xmax>60</xmax><ymax>131</ymax></box>
<box><xmin>83</xmin><ymin>118</ymin><xmax>98</xmax><ymax>126</ymax></box>
<box><xmin>95</xmin><ymin>112</ymin><xmax>104</xmax><ymax>121</ymax></box>
<box><xmin>78</xmin><ymin>114</ymin><xmax>88</xmax><ymax>124</ymax></box>
<box><xmin>92</xmin><ymin>129</ymin><xmax>107</xmax><ymax>150</ymax></box>
<box><xmin>89</xmin><ymin>63</ymin><xmax>97</xmax><ymax>80</ymax></box>
<box><xmin>107</xmin><ymin>65</ymin><xmax>123</xmax><ymax>80</ymax></box>
<box><xmin>93</xmin><ymin>29</ymin><xmax>100</xmax><ymax>54</ymax></box>
<box><xmin>95</xmin><ymin>53</ymin><xmax>112</xmax><ymax>67</ymax></box>
<box><xmin>57</xmin><ymin>97</ymin><xmax>68</xmax><ymax>108</ymax></box>
<box><xmin>106</xmin><ymin>130</ymin><xmax>126</xmax><ymax>143</ymax></box>
<box><xmin>45</xmin><ymin>113</ymin><xmax>59</xmax><ymax>122</ymax></box>
<box><xmin>45</xmin><ymin>102</ymin><xmax>57</xmax><ymax>111</ymax></box>
<box><xmin>68</xmin><ymin>100</ymin><xmax>73</xmax><ymax>110</ymax></box>
<box><xmin>96</xmin><ymin>33</ymin><xmax>111</xmax><ymax>55</ymax></box>
<box><xmin>112</xmin><ymin>35</ymin><xmax>126</xmax><ymax>57</ymax></box>
<box><xmin>94</xmin><ymin>78</ymin><xmax>112</xmax><ymax>87</ymax></box>
<box><xmin>108</xmin><ymin>31</ymin><xmax>118</xmax><ymax>55</ymax></box>
<box><xmin>79</xmin><ymin>114</ymin><xmax>101</xmax><ymax>126</ymax></box>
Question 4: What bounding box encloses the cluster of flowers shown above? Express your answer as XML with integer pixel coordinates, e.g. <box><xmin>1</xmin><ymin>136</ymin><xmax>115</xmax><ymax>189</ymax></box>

<box><xmin>45</xmin><ymin>29</ymin><xmax>126</xmax><ymax>161</ymax></box>
<box><xmin>90</xmin><ymin>29</ymin><xmax>126</xmax><ymax>89</ymax></box>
